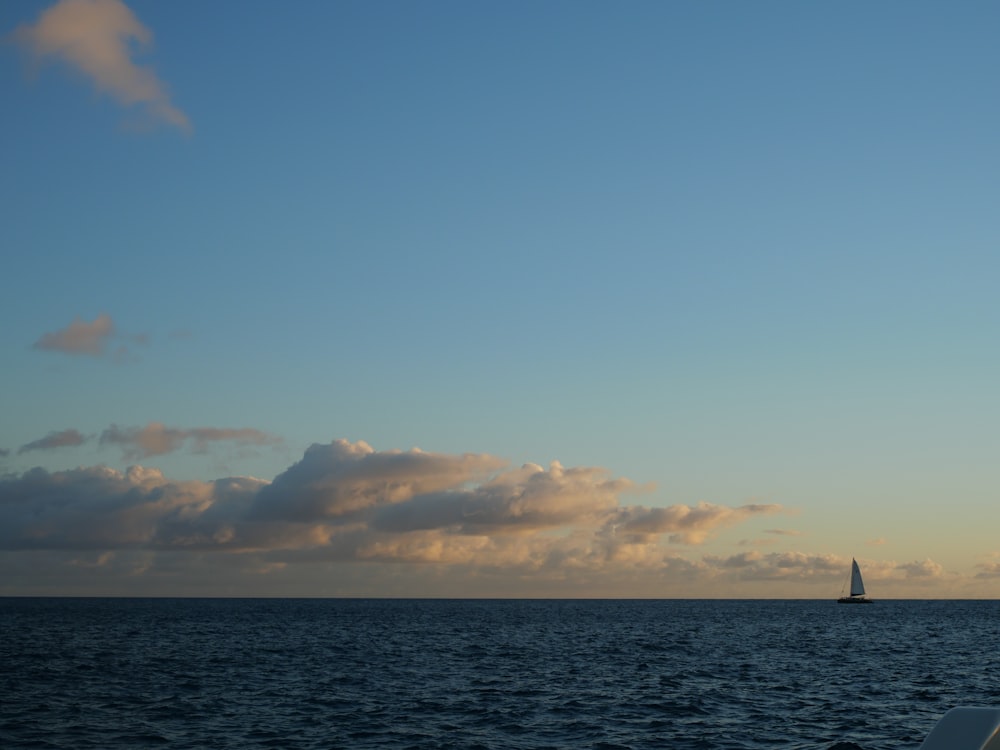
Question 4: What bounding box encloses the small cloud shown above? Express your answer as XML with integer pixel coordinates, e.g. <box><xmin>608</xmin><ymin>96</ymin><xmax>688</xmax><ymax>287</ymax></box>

<box><xmin>33</xmin><ymin>314</ymin><xmax>116</xmax><ymax>357</ymax></box>
<box><xmin>100</xmin><ymin>422</ymin><xmax>281</xmax><ymax>459</ymax></box>
<box><xmin>18</xmin><ymin>429</ymin><xmax>89</xmax><ymax>455</ymax></box>
<box><xmin>867</xmin><ymin>537</ymin><xmax>887</xmax><ymax>546</ymax></box>
<box><xmin>764</xmin><ymin>528</ymin><xmax>803</xmax><ymax>536</ymax></box>
<box><xmin>32</xmin><ymin>314</ymin><xmax>151</xmax><ymax>362</ymax></box>
<box><xmin>0</xmin><ymin>448</ymin><xmax>9</xmax><ymax>458</ymax></box>
<box><xmin>10</xmin><ymin>0</ymin><xmax>190</xmax><ymax>132</ymax></box>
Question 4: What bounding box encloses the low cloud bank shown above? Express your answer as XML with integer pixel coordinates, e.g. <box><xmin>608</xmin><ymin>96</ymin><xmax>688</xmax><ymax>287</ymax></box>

<box><xmin>0</xmin><ymin>439</ymin><xmax>780</xmax><ymax>573</ymax></box>
<box><xmin>0</xmin><ymin>438</ymin><xmax>954</xmax><ymax>595</ymax></box>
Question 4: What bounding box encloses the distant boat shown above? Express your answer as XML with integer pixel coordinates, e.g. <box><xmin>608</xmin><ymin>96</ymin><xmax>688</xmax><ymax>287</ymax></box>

<box><xmin>837</xmin><ymin>558</ymin><xmax>873</xmax><ymax>604</ymax></box>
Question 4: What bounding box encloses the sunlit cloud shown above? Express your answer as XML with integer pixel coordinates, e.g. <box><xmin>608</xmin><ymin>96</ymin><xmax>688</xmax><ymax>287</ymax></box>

<box><xmin>609</xmin><ymin>502</ymin><xmax>782</xmax><ymax>545</ymax></box>
<box><xmin>31</xmin><ymin>314</ymin><xmax>151</xmax><ymax>362</ymax></box>
<box><xmin>371</xmin><ymin>460</ymin><xmax>633</xmax><ymax>535</ymax></box>
<box><xmin>33</xmin><ymin>314</ymin><xmax>116</xmax><ymax>357</ymax></box>
<box><xmin>6</xmin><ymin>435</ymin><xmax>965</xmax><ymax>596</ymax></box>
<box><xmin>100</xmin><ymin>422</ymin><xmax>281</xmax><ymax>459</ymax></box>
<box><xmin>18</xmin><ymin>428</ymin><xmax>89</xmax><ymax>454</ymax></box>
<box><xmin>250</xmin><ymin>439</ymin><xmax>509</xmax><ymax>524</ymax></box>
<box><xmin>0</xmin><ymin>438</ymin><xmax>784</xmax><ymax>583</ymax></box>
<box><xmin>10</xmin><ymin>0</ymin><xmax>190</xmax><ymax>132</ymax></box>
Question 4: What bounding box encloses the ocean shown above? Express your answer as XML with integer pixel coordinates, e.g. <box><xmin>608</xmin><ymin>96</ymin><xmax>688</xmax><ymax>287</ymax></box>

<box><xmin>2</xmin><ymin>598</ymin><xmax>999</xmax><ymax>749</ymax></box>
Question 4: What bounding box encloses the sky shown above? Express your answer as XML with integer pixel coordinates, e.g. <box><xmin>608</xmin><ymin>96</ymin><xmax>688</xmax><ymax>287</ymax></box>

<box><xmin>2</xmin><ymin>0</ymin><xmax>999</xmax><ymax>598</ymax></box>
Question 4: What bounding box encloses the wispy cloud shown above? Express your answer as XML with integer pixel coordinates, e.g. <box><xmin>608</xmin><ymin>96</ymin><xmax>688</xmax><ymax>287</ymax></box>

<box><xmin>18</xmin><ymin>429</ymin><xmax>88</xmax><ymax>455</ymax></box>
<box><xmin>33</xmin><ymin>314</ymin><xmax>117</xmax><ymax>357</ymax></box>
<box><xmin>32</xmin><ymin>314</ymin><xmax>155</xmax><ymax>362</ymax></box>
<box><xmin>100</xmin><ymin>422</ymin><xmax>281</xmax><ymax>459</ymax></box>
<box><xmin>10</xmin><ymin>0</ymin><xmax>190</xmax><ymax>132</ymax></box>
<box><xmin>11</xmin><ymin>422</ymin><xmax>277</xmax><ymax>461</ymax></box>
<box><xmin>608</xmin><ymin>502</ymin><xmax>782</xmax><ymax>545</ymax></box>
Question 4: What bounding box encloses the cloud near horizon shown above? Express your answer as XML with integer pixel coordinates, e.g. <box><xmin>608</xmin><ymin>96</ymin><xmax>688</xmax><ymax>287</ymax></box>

<box><xmin>11</xmin><ymin>0</ymin><xmax>190</xmax><ymax>132</ymax></box>
<box><xmin>703</xmin><ymin>550</ymin><xmax>947</xmax><ymax>586</ymax></box>
<box><xmin>0</xmin><ymin>439</ymin><xmax>785</xmax><ymax>584</ymax></box>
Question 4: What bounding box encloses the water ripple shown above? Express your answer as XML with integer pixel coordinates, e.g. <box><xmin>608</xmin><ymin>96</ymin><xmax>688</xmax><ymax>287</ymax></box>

<box><xmin>4</xmin><ymin>599</ymin><xmax>1000</xmax><ymax>749</ymax></box>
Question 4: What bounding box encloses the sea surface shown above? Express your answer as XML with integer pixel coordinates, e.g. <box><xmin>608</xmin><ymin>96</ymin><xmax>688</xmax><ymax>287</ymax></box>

<box><xmin>3</xmin><ymin>598</ymin><xmax>1000</xmax><ymax>749</ymax></box>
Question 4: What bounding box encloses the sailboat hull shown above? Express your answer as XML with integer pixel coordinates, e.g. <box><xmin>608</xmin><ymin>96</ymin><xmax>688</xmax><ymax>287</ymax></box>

<box><xmin>837</xmin><ymin>596</ymin><xmax>873</xmax><ymax>604</ymax></box>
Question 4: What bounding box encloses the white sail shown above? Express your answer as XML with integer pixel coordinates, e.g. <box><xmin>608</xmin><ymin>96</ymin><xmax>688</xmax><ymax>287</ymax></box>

<box><xmin>849</xmin><ymin>558</ymin><xmax>866</xmax><ymax>597</ymax></box>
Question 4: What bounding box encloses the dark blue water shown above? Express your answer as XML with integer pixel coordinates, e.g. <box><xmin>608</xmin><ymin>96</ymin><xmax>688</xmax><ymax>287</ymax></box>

<box><xmin>2</xmin><ymin>599</ymin><xmax>999</xmax><ymax>749</ymax></box>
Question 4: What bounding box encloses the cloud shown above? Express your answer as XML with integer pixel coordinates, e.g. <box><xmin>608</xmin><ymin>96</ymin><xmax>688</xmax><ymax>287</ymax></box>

<box><xmin>252</xmin><ymin>439</ymin><xmax>509</xmax><ymax>523</ymax></box>
<box><xmin>33</xmin><ymin>314</ymin><xmax>116</xmax><ymax>357</ymax></box>
<box><xmin>703</xmin><ymin>551</ymin><xmax>843</xmax><ymax>580</ymax></box>
<box><xmin>701</xmin><ymin>552</ymin><xmax>947</xmax><ymax>588</ymax></box>
<box><xmin>975</xmin><ymin>561</ymin><xmax>1000</xmax><ymax>579</ymax></box>
<box><xmin>0</xmin><ymin>464</ymin><xmax>265</xmax><ymax>551</ymax></box>
<box><xmin>372</xmin><ymin>460</ymin><xmax>633</xmax><ymax>535</ymax></box>
<box><xmin>608</xmin><ymin>501</ymin><xmax>783</xmax><ymax>544</ymax></box>
<box><xmin>100</xmin><ymin>422</ymin><xmax>281</xmax><ymax>459</ymax></box>
<box><xmin>11</xmin><ymin>0</ymin><xmax>190</xmax><ymax>132</ymax></box>
<box><xmin>18</xmin><ymin>429</ymin><xmax>89</xmax><ymax>454</ymax></box>
<box><xmin>896</xmin><ymin>558</ymin><xmax>944</xmax><ymax>579</ymax></box>
<box><xmin>0</xmin><ymin>439</ymin><xmax>781</xmax><ymax>580</ymax></box>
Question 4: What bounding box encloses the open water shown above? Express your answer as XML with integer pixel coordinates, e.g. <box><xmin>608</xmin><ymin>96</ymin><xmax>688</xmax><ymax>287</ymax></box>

<box><xmin>3</xmin><ymin>598</ymin><xmax>1000</xmax><ymax>749</ymax></box>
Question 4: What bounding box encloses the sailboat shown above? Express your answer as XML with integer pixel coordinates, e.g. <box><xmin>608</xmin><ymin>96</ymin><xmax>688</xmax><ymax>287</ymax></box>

<box><xmin>837</xmin><ymin>558</ymin><xmax>873</xmax><ymax>604</ymax></box>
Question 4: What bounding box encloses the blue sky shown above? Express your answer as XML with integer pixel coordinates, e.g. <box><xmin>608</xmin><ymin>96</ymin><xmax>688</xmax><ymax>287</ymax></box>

<box><xmin>2</xmin><ymin>0</ymin><xmax>999</xmax><ymax>596</ymax></box>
